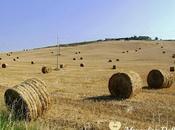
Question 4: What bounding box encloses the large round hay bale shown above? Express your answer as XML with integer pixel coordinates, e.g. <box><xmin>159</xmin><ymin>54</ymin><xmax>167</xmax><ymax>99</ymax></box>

<box><xmin>108</xmin><ymin>71</ymin><xmax>142</xmax><ymax>99</ymax></box>
<box><xmin>2</xmin><ymin>63</ymin><xmax>7</xmax><ymax>68</ymax></box>
<box><xmin>41</xmin><ymin>66</ymin><xmax>52</xmax><ymax>74</ymax></box>
<box><xmin>4</xmin><ymin>78</ymin><xmax>50</xmax><ymax>121</ymax></box>
<box><xmin>147</xmin><ymin>69</ymin><xmax>173</xmax><ymax>88</ymax></box>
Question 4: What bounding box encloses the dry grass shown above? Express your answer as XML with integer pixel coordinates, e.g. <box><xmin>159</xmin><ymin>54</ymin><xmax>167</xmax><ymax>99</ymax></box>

<box><xmin>0</xmin><ymin>40</ymin><xmax>175</xmax><ymax>129</ymax></box>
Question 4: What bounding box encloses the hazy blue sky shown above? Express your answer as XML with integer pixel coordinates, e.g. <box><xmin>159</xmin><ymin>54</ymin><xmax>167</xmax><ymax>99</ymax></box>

<box><xmin>0</xmin><ymin>0</ymin><xmax>175</xmax><ymax>51</ymax></box>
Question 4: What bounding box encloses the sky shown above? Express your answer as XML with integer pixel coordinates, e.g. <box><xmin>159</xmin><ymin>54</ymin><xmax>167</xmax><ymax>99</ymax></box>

<box><xmin>0</xmin><ymin>0</ymin><xmax>175</xmax><ymax>51</ymax></box>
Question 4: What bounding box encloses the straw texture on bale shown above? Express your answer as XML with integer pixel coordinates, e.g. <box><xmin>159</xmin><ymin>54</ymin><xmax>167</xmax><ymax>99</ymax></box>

<box><xmin>108</xmin><ymin>71</ymin><xmax>142</xmax><ymax>99</ymax></box>
<box><xmin>147</xmin><ymin>69</ymin><xmax>174</xmax><ymax>88</ymax></box>
<box><xmin>2</xmin><ymin>63</ymin><xmax>7</xmax><ymax>68</ymax></box>
<box><xmin>4</xmin><ymin>78</ymin><xmax>50</xmax><ymax>121</ymax></box>
<box><xmin>41</xmin><ymin>66</ymin><xmax>52</xmax><ymax>74</ymax></box>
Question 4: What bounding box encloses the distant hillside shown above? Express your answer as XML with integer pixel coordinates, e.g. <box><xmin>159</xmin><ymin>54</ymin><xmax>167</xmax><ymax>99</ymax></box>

<box><xmin>33</xmin><ymin>36</ymin><xmax>156</xmax><ymax>50</ymax></box>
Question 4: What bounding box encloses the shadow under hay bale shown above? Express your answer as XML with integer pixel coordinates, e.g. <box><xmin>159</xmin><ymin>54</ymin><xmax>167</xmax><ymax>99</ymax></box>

<box><xmin>41</xmin><ymin>66</ymin><xmax>52</xmax><ymax>74</ymax></box>
<box><xmin>2</xmin><ymin>63</ymin><xmax>7</xmax><ymax>68</ymax></box>
<box><xmin>108</xmin><ymin>71</ymin><xmax>142</xmax><ymax>99</ymax></box>
<box><xmin>147</xmin><ymin>69</ymin><xmax>173</xmax><ymax>89</ymax></box>
<box><xmin>108</xmin><ymin>59</ymin><xmax>112</xmax><ymax>63</ymax></box>
<box><xmin>170</xmin><ymin>67</ymin><xmax>174</xmax><ymax>72</ymax></box>
<box><xmin>31</xmin><ymin>61</ymin><xmax>34</xmax><ymax>64</ymax></box>
<box><xmin>80</xmin><ymin>63</ymin><xmax>84</xmax><ymax>67</ymax></box>
<box><xmin>4</xmin><ymin>78</ymin><xmax>50</xmax><ymax>121</ymax></box>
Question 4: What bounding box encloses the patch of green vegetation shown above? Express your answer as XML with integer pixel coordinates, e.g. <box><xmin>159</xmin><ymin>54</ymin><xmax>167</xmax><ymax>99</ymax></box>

<box><xmin>0</xmin><ymin>110</ymin><xmax>39</xmax><ymax>130</ymax></box>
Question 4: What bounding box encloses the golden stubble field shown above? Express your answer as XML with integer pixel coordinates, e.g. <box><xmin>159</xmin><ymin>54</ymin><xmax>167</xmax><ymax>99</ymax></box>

<box><xmin>0</xmin><ymin>40</ymin><xmax>175</xmax><ymax>129</ymax></box>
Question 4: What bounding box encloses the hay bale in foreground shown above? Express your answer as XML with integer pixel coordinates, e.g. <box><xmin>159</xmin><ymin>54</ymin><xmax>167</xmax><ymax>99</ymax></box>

<box><xmin>2</xmin><ymin>63</ymin><xmax>7</xmax><ymax>68</ymax></box>
<box><xmin>41</xmin><ymin>66</ymin><xmax>52</xmax><ymax>74</ymax></box>
<box><xmin>147</xmin><ymin>69</ymin><xmax>173</xmax><ymax>88</ymax></box>
<box><xmin>108</xmin><ymin>71</ymin><xmax>142</xmax><ymax>99</ymax></box>
<box><xmin>4</xmin><ymin>78</ymin><xmax>50</xmax><ymax>121</ymax></box>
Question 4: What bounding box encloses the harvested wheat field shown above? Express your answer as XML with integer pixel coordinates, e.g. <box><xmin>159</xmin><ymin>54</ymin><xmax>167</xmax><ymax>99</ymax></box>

<box><xmin>0</xmin><ymin>40</ymin><xmax>175</xmax><ymax>129</ymax></box>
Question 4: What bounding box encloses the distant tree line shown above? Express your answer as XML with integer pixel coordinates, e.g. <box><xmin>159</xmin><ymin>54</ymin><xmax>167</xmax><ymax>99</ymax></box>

<box><xmin>105</xmin><ymin>36</ymin><xmax>153</xmax><ymax>41</ymax></box>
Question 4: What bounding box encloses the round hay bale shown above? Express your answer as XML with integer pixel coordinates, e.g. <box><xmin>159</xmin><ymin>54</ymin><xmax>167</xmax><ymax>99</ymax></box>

<box><xmin>147</xmin><ymin>69</ymin><xmax>173</xmax><ymax>88</ymax></box>
<box><xmin>162</xmin><ymin>51</ymin><xmax>166</xmax><ymax>54</ymax></box>
<box><xmin>78</xmin><ymin>51</ymin><xmax>81</xmax><ymax>54</ymax></box>
<box><xmin>75</xmin><ymin>52</ymin><xmax>78</xmax><ymax>54</ymax></box>
<box><xmin>50</xmin><ymin>51</ymin><xmax>54</xmax><ymax>54</ymax></box>
<box><xmin>116</xmin><ymin>59</ymin><xmax>120</xmax><ymax>61</ymax></box>
<box><xmin>0</xmin><ymin>58</ymin><xmax>2</xmax><ymax>60</ymax></box>
<box><xmin>139</xmin><ymin>48</ymin><xmax>141</xmax><ymax>50</ymax></box>
<box><xmin>4</xmin><ymin>78</ymin><xmax>50</xmax><ymax>121</ymax></box>
<box><xmin>16</xmin><ymin>57</ymin><xmax>19</xmax><ymax>59</ymax></box>
<box><xmin>112</xmin><ymin>65</ymin><xmax>116</xmax><ymax>69</ymax></box>
<box><xmin>161</xmin><ymin>46</ymin><xmax>163</xmax><ymax>48</ymax></box>
<box><xmin>135</xmin><ymin>50</ymin><xmax>138</xmax><ymax>52</ymax></box>
<box><xmin>126</xmin><ymin>51</ymin><xmax>129</xmax><ymax>53</ymax></box>
<box><xmin>122</xmin><ymin>51</ymin><xmax>125</xmax><ymax>53</ymax></box>
<box><xmin>31</xmin><ymin>61</ymin><xmax>34</xmax><ymax>64</ymax></box>
<box><xmin>108</xmin><ymin>71</ymin><xmax>142</xmax><ymax>99</ymax></box>
<box><xmin>170</xmin><ymin>67</ymin><xmax>174</xmax><ymax>72</ymax></box>
<box><xmin>80</xmin><ymin>57</ymin><xmax>83</xmax><ymax>60</ymax></box>
<box><xmin>108</xmin><ymin>59</ymin><xmax>112</xmax><ymax>63</ymax></box>
<box><xmin>41</xmin><ymin>66</ymin><xmax>52</xmax><ymax>74</ymax></box>
<box><xmin>60</xmin><ymin>64</ymin><xmax>64</xmax><ymax>68</ymax></box>
<box><xmin>2</xmin><ymin>63</ymin><xmax>7</xmax><ymax>68</ymax></box>
<box><xmin>13</xmin><ymin>58</ymin><xmax>16</xmax><ymax>61</ymax></box>
<box><xmin>73</xmin><ymin>58</ymin><xmax>76</xmax><ymax>61</ymax></box>
<box><xmin>172</xmin><ymin>54</ymin><xmax>175</xmax><ymax>58</ymax></box>
<box><xmin>80</xmin><ymin>63</ymin><xmax>84</xmax><ymax>67</ymax></box>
